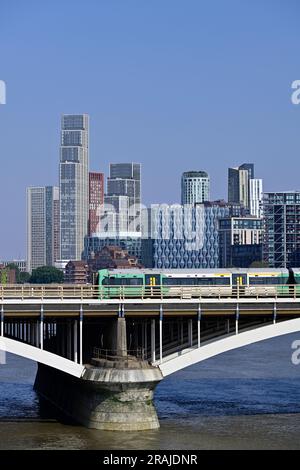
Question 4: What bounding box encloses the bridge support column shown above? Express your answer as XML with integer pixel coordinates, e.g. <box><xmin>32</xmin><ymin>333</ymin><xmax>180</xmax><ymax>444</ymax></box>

<box><xmin>198</xmin><ymin>305</ymin><xmax>201</xmax><ymax>348</ymax></box>
<box><xmin>188</xmin><ymin>319</ymin><xmax>193</xmax><ymax>347</ymax></box>
<box><xmin>36</xmin><ymin>321</ymin><xmax>39</xmax><ymax>348</ymax></box>
<box><xmin>151</xmin><ymin>319</ymin><xmax>155</xmax><ymax>363</ymax></box>
<box><xmin>109</xmin><ymin>315</ymin><xmax>127</xmax><ymax>357</ymax></box>
<box><xmin>1</xmin><ymin>305</ymin><xmax>3</xmax><ymax>337</ymax></box>
<box><xmin>159</xmin><ymin>306</ymin><xmax>163</xmax><ymax>364</ymax></box>
<box><xmin>236</xmin><ymin>304</ymin><xmax>239</xmax><ymax>335</ymax></box>
<box><xmin>74</xmin><ymin>320</ymin><xmax>78</xmax><ymax>363</ymax></box>
<box><xmin>30</xmin><ymin>322</ymin><xmax>34</xmax><ymax>345</ymax></box>
<box><xmin>80</xmin><ymin>305</ymin><xmax>83</xmax><ymax>365</ymax></box>
<box><xmin>40</xmin><ymin>306</ymin><xmax>44</xmax><ymax>350</ymax></box>
<box><xmin>67</xmin><ymin>320</ymin><xmax>72</xmax><ymax>359</ymax></box>
<box><xmin>34</xmin><ymin>359</ymin><xmax>163</xmax><ymax>431</ymax></box>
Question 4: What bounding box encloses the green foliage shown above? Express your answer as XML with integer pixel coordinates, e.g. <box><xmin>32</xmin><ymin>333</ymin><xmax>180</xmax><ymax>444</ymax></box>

<box><xmin>29</xmin><ymin>266</ymin><xmax>64</xmax><ymax>284</ymax></box>
<box><xmin>249</xmin><ymin>260</ymin><xmax>269</xmax><ymax>268</ymax></box>
<box><xmin>19</xmin><ymin>271</ymin><xmax>31</xmax><ymax>284</ymax></box>
<box><xmin>6</xmin><ymin>263</ymin><xmax>20</xmax><ymax>282</ymax></box>
<box><xmin>0</xmin><ymin>270</ymin><xmax>7</xmax><ymax>284</ymax></box>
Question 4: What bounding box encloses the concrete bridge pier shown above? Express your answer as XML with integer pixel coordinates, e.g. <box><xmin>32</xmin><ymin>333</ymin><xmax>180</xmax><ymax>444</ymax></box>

<box><xmin>34</xmin><ymin>314</ymin><xmax>163</xmax><ymax>431</ymax></box>
<box><xmin>34</xmin><ymin>361</ymin><xmax>163</xmax><ymax>431</ymax></box>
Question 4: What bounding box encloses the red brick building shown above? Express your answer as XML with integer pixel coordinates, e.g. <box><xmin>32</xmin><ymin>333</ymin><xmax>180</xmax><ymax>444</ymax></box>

<box><xmin>64</xmin><ymin>261</ymin><xmax>90</xmax><ymax>284</ymax></box>
<box><xmin>89</xmin><ymin>246</ymin><xmax>142</xmax><ymax>273</ymax></box>
<box><xmin>89</xmin><ymin>172</ymin><xmax>104</xmax><ymax>235</ymax></box>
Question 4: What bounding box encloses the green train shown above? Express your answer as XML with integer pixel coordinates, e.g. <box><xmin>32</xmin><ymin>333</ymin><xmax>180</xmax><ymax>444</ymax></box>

<box><xmin>96</xmin><ymin>268</ymin><xmax>300</xmax><ymax>298</ymax></box>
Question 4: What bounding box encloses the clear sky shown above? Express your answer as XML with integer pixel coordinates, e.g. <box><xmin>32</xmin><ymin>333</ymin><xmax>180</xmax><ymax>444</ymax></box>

<box><xmin>0</xmin><ymin>0</ymin><xmax>300</xmax><ymax>259</ymax></box>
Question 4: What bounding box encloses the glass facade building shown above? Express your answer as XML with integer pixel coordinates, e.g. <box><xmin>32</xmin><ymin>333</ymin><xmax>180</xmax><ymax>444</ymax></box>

<box><xmin>228</xmin><ymin>163</ymin><xmax>255</xmax><ymax>211</ymax></box>
<box><xmin>103</xmin><ymin>163</ymin><xmax>141</xmax><ymax>233</ymax></box>
<box><xmin>83</xmin><ymin>233</ymin><xmax>142</xmax><ymax>262</ymax></box>
<box><xmin>27</xmin><ymin>186</ymin><xmax>60</xmax><ymax>272</ymax></box>
<box><xmin>59</xmin><ymin>114</ymin><xmax>89</xmax><ymax>261</ymax></box>
<box><xmin>142</xmin><ymin>202</ymin><xmax>231</xmax><ymax>268</ymax></box>
<box><xmin>263</xmin><ymin>192</ymin><xmax>300</xmax><ymax>267</ymax></box>
<box><xmin>218</xmin><ymin>216</ymin><xmax>263</xmax><ymax>268</ymax></box>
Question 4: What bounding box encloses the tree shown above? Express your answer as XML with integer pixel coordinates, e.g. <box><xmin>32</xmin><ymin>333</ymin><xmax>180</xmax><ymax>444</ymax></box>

<box><xmin>19</xmin><ymin>271</ymin><xmax>31</xmax><ymax>284</ymax></box>
<box><xmin>6</xmin><ymin>263</ymin><xmax>20</xmax><ymax>283</ymax></box>
<box><xmin>30</xmin><ymin>266</ymin><xmax>64</xmax><ymax>284</ymax></box>
<box><xmin>249</xmin><ymin>260</ymin><xmax>269</xmax><ymax>268</ymax></box>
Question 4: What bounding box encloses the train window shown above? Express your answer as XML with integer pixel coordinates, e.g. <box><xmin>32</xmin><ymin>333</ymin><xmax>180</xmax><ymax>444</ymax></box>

<box><xmin>101</xmin><ymin>277</ymin><xmax>110</xmax><ymax>285</ymax></box>
<box><xmin>127</xmin><ymin>278</ymin><xmax>143</xmax><ymax>286</ymax></box>
<box><xmin>104</xmin><ymin>277</ymin><xmax>143</xmax><ymax>286</ymax></box>
<box><xmin>249</xmin><ymin>277</ymin><xmax>283</xmax><ymax>285</ymax></box>
<box><xmin>162</xmin><ymin>277</ymin><xmax>230</xmax><ymax>286</ymax></box>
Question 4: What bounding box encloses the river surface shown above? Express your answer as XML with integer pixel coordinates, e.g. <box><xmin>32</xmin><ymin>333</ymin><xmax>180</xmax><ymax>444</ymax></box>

<box><xmin>1</xmin><ymin>333</ymin><xmax>300</xmax><ymax>449</ymax></box>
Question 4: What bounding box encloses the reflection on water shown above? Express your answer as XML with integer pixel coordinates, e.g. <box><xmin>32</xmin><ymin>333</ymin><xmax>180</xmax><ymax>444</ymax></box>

<box><xmin>1</xmin><ymin>333</ymin><xmax>300</xmax><ymax>449</ymax></box>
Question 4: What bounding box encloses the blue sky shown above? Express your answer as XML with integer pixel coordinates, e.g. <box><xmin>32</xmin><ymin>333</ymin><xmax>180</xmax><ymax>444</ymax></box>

<box><xmin>0</xmin><ymin>0</ymin><xmax>300</xmax><ymax>259</ymax></box>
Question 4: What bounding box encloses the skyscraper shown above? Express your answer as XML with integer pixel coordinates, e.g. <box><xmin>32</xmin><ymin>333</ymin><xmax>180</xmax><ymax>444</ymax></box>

<box><xmin>181</xmin><ymin>171</ymin><xmax>210</xmax><ymax>205</ymax></box>
<box><xmin>88</xmin><ymin>172</ymin><xmax>104</xmax><ymax>235</ymax></box>
<box><xmin>103</xmin><ymin>163</ymin><xmax>141</xmax><ymax>233</ymax></box>
<box><xmin>249</xmin><ymin>178</ymin><xmax>263</xmax><ymax>218</ymax></box>
<box><xmin>228</xmin><ymin>163</ymin><xmax>255</xmax><ymax>209</ymax></box>
<box><xmin>239</xmin><ymin>163</ymin><xmax>254</xmax><ymax>180</ymax></box>
<box><xmin>263</xmin><ymin>191</ymin><xmax>300</xmax><ymax>267</ymax></box>
<box><xmin>27</xmin><ymin>186</ymin><xmax>60</xmax><ymax>272</ymax></box>
<box><xmin>83</xmin><ymin>163</ymin><xmax>142</xmax><ymax>262</ymax></box>
<box><xmin>59</xmin><ymin>114</ymin><xmax>89</xmax><ymax>261</ymax></box>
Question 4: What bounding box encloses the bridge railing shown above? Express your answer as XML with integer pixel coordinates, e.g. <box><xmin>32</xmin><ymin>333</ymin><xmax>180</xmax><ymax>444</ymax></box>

<box><xmin>92</xmin><ymin>347</ymin><xmax>146</xmax><ymax>361</ymax></box>
<box><xmin>0</xmin><ymin>284</ymin><xmax>299</xmax><ymax>300</ymax></box>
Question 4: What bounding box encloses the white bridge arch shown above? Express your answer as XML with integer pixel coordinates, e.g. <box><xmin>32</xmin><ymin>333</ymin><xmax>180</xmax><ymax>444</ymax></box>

<box><xmin>156</xmin><ymin>318</ymin><xmax>300</xmax><ymax>377</ymax></box>
<box><xmin>0</xmin><ymin>337</ymin><xmax>85</xmax><ymax>378</ymax></box>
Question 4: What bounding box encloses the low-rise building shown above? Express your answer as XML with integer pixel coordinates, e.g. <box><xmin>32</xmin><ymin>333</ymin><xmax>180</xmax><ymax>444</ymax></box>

<box><xmin>218</xmin><ymin>216</ymin><xmax>263</xmax><ymax>268</ymax></box>
<box><xmin>89</xmin><ymin>246</ymin><xmax>142</xmax><ymax>272</ymax></box>
<box><xmin>64</xmin><ymin>260</ymin><xmax>90</xmax><ymax>284</ymax></box>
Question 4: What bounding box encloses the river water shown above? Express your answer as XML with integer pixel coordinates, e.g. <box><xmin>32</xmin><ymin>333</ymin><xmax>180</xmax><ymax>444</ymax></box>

<box><xmin>1</xmin><ymin>333</ymin><xmax>300</xmax><ymax>449</ymax></box>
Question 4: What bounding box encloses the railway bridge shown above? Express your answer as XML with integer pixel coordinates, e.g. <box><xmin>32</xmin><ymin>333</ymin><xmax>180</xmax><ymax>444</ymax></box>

<box><xmin>1</xmin><ymin>284</ymin><xmax>300</xmax><ymax>430</ymax></box>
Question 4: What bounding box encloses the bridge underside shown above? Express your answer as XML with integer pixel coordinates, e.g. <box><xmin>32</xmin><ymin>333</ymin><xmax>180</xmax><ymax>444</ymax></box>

<box><xmin>1</xmin><ymin>300</ymin><xmax>299</xmax><ymax>367</ymax></box>
<box><xmin>1</xmin><ymin>299</ymin><xmax>300</xmax><ymax>430</ymax></box>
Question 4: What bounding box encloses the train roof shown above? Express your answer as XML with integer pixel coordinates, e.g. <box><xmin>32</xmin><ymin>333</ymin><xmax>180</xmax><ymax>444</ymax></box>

<box><xmin>100</xmin><ymin>268</ymin><xmax>288</xmax><ymax>275</ymax></box>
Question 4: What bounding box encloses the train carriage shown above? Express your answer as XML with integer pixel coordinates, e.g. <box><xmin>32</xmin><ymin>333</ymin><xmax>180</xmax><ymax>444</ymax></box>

<box><xmin>97</xmin><ymin>268</ymin><xmax>290</xmax><ymax>299</ymax></box>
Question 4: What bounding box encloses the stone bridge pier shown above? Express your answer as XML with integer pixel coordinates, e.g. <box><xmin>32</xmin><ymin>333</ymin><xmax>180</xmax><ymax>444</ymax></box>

<box><xmin>34</xmin><ymin>316</ymin><xmax>163</xmax><ymax>431</ymax></box>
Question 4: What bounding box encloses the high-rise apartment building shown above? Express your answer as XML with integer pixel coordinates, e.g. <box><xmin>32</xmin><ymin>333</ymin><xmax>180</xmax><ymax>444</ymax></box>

<box><xmin>27</xmin><ymin>186</ymin><xmax>60</xmax><ymax>272</ymax></box>
<box><xmin>59</xmin><ymin>114</ymin><xmax>89</xmax><ymax>261</ymax></box>
<box><xmin>249</xmin><ymin>178</ymin><xmax>263</xmax><ymax>218</ymax></box>
<box><xmin>263</xmin><ymin>191</ymin><xmax>300</xmax><ymax>267</ymax></box>
<box><xmin>88</xmin><ymin>172</ymin><xmax>104</xmax><ymax>235</ymax></box>
<box><xmin>181</xmin><ymin>171</ymin><xmax>210</xmax><ymax>205</ymax></box>
<box><xmin>103</xmin><ymin>163</ymin><xmax>141</xmax><ymax>233</ymax></box>
<box><xmin>228</xmin><ymin>163</ymin><xmax>255</xmax><ymax>210</ymax></box>
<box><xmin>84</xmin><ymin>163</ymin><xmax>142</xmax><ymax>262</ymax></box>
